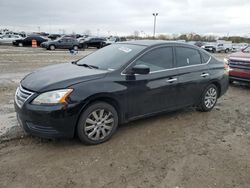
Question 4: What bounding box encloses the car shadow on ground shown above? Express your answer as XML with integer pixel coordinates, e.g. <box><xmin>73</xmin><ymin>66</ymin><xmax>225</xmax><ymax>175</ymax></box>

<box><xmin>230</xmin><ymin>81</ymin><xmax>250</xmax><ymax>90</ymax></box>
<box><xmin>6</xmin><ymin>107</ymin><xmax>197</xmax><ymax>148</ymax></box>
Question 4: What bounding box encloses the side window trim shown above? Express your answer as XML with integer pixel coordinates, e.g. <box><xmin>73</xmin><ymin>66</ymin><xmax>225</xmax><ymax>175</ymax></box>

<box><xmin>121</xmin><ymin>45</ymin><xmax>211</xmax><ymax>75</ymax></box>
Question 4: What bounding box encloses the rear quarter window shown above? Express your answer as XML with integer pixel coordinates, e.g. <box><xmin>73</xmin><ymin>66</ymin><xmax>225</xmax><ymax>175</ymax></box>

<box><xmin>201</xmin><ymin>51</ymin><xmax>211</xmax><ymax>63</ymax></box>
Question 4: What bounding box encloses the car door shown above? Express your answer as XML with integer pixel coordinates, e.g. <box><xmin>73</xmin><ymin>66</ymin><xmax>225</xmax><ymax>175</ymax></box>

<box><xmin>123</xmin><ymin>46</ymin><xmax>179</xmax><ymax>119</ymax></box>
<box><xmin>174</xmin><ymin>46</ymin><xmax>210</xmax><ymax>107</ymax></box>
<box><xmin>24</xmin><ymin>37</ymin><xmax>32</xmax><ymax>46</ymax></box>
<box><xmin>92</xmin><ymin>38</ymin><xmax>98</xmax><ymax>47</ymax></box>
<box><xmin>58</xmin><ymin>39</ymin><xmax>66</xmax><ymax>48</ymax></box>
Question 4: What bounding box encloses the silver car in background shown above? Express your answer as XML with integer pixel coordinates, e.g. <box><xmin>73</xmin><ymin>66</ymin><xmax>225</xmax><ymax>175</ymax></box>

<box><xmin>0</xmin><ymin>34</ymin><xmax>23</xmax><ymax>44</ymax></box>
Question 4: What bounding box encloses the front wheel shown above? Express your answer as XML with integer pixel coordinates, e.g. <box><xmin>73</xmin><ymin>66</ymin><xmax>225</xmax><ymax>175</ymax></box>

<box><xmin>77</xmin><ymin>102</ymin><xmax>118</xmax><ymax>145</ymax></box>
<box><xmin>197</xmin><ymin>84</ymin><xmax>218</xmax><ymax>112</ymax></box>
<box><xmin>18</xmin><ymin>43</ymin><xmax>23</xmax><ymax>47</ymax></box>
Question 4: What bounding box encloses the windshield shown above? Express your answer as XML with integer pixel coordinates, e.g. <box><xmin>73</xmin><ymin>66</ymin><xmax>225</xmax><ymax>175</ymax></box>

<box><xmin>76</xmin><ymin>43</ymin><xmax>145</xmax><ymax>70</ymax></box>
<box><xmin>107</xmin><ymin>37</ymin><xmax>116</xmax><ymax>41</ymax></box>
<box><xmin>243</xmin><ymin>46</ymin><xmax>250</xmax><ymax>53</ymax></box>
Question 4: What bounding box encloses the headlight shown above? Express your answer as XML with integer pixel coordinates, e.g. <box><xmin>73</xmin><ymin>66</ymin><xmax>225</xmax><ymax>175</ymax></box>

<box><xmin>224</xmin><ymin>58</ymin><xmax>229</xmax><ymax>64</ymax></box>
<box><xmin>32</xmin><ymin>89</ymin><xmax>73</xmax><ymax>105</ymax></box>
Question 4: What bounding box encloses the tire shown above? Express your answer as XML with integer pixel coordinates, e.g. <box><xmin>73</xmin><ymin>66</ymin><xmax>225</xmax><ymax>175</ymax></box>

<box><xmin>197</xmin><ymin>84</ymin><xmax>218</xmax><ymax>112</ymax></box>
<box><xmin>225</xmin><ymin>49</ymin><xmax>229</xmax><ymax>53</ymax></box>
<box><xmin>82</xmin><ymin>44</ymin><xmax>88</xmax><ymax>49</ymax></box>
<box><xmin>212</xmin><ymin>48</ymin><xmax>216</xmax><ymax>53</ymax></box>
<box><xmin>49</xmin><ymin>45</ymin><xmax>56</xmax><ymax>50</ymax></box>
<box><xmin>77</xmin><ymin>102</ymin><xmax>118</xmax><ymax>145</ymax></box>
<box><xmin>18</xmin><ymin>43</ymin><xmax>23</xmax><ymax>47</ymax></box>
<box><xmin>73</xmin><ymin>45</ymin><xmax>78</xmax><ymax>51</ymax></box>
<box><xmin>97</xmin><ymin>43</ymin><xmax>103</xmax><ymax>49</ymax></box>
<box><xmin>229</xmin><ymin>79</ymin><xmax>234</xmax><ymax>84</ymax></box>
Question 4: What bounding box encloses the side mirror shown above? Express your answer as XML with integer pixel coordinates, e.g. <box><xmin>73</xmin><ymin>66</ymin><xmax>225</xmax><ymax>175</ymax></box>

<box><xmin>130</xmin><ymin>64</ymin><xmax>150</xmax><ymax>75</ymax></box>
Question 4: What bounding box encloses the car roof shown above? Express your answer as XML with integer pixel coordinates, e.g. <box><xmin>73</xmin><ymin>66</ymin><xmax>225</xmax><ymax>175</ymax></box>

<box><xmin>117</xmin><ymin>40</ymin><xmax>192</xmax><ymax>47</ymax></box>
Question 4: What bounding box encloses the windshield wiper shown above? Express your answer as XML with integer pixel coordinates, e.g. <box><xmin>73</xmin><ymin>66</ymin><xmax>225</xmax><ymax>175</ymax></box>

<box><xmin>75</xmin><ymin>63</ymin><xmax>99</xmax><ymax>69</ymax></box>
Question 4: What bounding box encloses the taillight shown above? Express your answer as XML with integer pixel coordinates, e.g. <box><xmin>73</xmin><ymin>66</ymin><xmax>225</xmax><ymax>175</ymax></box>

<box><xmin>223</xmin><ymin>58</ymin><xmax>230</xmax><ymax>74</ymax></box>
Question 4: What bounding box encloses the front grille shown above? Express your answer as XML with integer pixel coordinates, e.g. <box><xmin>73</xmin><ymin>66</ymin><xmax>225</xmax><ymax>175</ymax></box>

<box><xmin>15</xmin><ymin>85</ymin><xmax>34</xmax><ymax>108</ymax></box>
<box><xmin>229</xmin><ymin>58</ymin><xmax>250</xmax><ymax>70</ymax></box>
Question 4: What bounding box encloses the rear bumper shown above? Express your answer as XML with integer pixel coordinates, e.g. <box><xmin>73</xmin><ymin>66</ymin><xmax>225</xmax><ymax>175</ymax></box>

<box><xmin>219</xmin><ymin>74</ymin><xmax>229</xmax><ymax>97</ymax></box>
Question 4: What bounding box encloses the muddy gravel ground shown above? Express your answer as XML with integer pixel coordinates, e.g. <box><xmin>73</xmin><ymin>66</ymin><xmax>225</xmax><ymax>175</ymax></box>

<box><xmin>0</xmin><ymin>45</ymin><xmax>250</xmax><ymax>188</ymax></box>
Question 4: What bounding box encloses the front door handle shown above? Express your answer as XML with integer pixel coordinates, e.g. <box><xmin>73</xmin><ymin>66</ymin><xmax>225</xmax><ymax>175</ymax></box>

<box><xmin>200</xmin><ymin>73</ymin><xmax>210</xmax><ymax>77</ymax></box>
<box><xmin>166</xmin><ymin>78</ymin><xmax>178</xmax><ymax>83</ymax></box>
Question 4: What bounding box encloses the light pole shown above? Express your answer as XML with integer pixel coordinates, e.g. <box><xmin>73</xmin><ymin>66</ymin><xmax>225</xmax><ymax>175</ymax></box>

<box><xmin>152</xmin><ymin>13</ymin><xmax>158</xmax><ymax>38</ymax></box>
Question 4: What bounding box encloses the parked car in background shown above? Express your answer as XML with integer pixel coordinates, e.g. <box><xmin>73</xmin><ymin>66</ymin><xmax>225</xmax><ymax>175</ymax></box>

<box><xmin>104</xmin><ymin>36</ymin><xmax>127</xmax><ymax>46</ymax></box>
<box><xmin>48</xmin><ymin>34</ymin><xmax>61</xmax><ymax>40</ymax></box>
<box><xmin>13</xmin><ymin>35</ymin><xmax>48</xmax><ymax>47</ymax></box>
<box><xmin>194</xmin><ymin>41</ymin><xmax>205</xmax><ymax>47</ymax></box>
<box><xmin>15</xmin><ymin>40</ymin><xmax>229</xmax><ymax>144</ymax></box>
<box><xmin>79</xmin><ymin>37</ymin><xmax>106</xmax><ymax>49</ymax></box>
<box><xmin>202</xmin><ymin>40</ymin><xmax>233</xmax><ymax>53</ymax></box>
<box><xmin>0</xmin><ymin>31</ymin><xmax>26</xmax><ymax>38</ymax></box>
<box><xmin>0</xmin><ymin>34</ymin><xmax>23</xmax><ymax>44</ymax></box>
<box><xmin>232</xmin><ymin>43</ymin><xmax>248</xmax><ymax>52</ymax></box>
<box><xmin>226</xmin><ymin>46</ymin><xmax>250</xmax><ymax>83</ymax></box>
<box><xmin>41</xmin><ymin>37</ymin><xmax>79</xmax><ymax>50</ymax></box>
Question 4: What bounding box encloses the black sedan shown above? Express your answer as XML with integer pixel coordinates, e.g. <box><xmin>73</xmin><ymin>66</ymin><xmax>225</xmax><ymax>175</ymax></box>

<box><xmin>13</xmin><ymin>35</ymin><xmax>48</xmax><ymax>47</ymax></box>
<box><xmin>15</xmin><ymin>40</ymin><xmax>229</xmax><ymax>144</ymax></box>
<box><xmin>79</xmin><ymin>37</ymin><xmax>106</xmax><ymax>49</ymax></box>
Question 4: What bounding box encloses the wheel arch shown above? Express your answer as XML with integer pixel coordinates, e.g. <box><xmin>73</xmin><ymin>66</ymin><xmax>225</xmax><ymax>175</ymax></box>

<box><xmin>73</xmin><ymin>94</ymin><xmax>123</xmax><ymax>137</ymax></box>
<box><xmin>49</xmin><ymin>44</ymin><xmax>56</xmax><ymax>48</ymax></box>
<box><xmin>210</xmin><ymin>81</ymin><xmax>222</xmax><ymax>97</ymax></box>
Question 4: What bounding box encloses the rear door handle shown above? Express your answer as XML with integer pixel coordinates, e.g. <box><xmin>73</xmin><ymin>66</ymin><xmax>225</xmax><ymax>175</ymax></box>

<box><xmin>166</xmin><ymin>78</ymin><xmax>178</xmax><ymax>83</ymax></box>
<box><xmin>200</xmin><ymin>73</ymin><xmax>209</xmax><ymax>77</ymax></box>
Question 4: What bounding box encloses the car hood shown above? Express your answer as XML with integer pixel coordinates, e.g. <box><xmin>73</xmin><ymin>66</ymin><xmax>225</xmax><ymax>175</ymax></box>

<box><xmin>21</xmin><ymin>63</ymin><xmax>108</xmax><ymax>92</ymax></box>
<box><xmin>229</xmin><ymin>52</ymin><xmax>250</xmax><ymax>60</ymax></box>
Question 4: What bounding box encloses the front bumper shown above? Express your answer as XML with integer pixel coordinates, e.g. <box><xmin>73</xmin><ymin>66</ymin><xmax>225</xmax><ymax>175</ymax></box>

<box><xmin>229</xmin><ymin>69</ymin><xmax>250</xmax><ymax>82</ymax></box>
<box><xmin>14</xmin><ymin>99</ymin><xmax>81</xmax><ymax>139</ymax></box>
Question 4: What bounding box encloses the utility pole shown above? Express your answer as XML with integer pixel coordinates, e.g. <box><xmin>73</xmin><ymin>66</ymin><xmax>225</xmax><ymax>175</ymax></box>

<box><xmin>152</xmin><ymin>13</ymin><xmax>158</xmax><ymax>38</ymax></box>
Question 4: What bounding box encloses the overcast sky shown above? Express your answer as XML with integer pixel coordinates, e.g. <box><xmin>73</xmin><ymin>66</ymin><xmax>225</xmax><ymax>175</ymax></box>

<box><xmin>1</xmin><ymin>0</ymin><xmax>250</xmax><ymax>36</ymax></box>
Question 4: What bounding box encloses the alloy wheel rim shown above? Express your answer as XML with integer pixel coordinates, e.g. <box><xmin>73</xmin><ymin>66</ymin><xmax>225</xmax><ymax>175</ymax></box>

<box><xmin>204</xmin><ymin>87</ymin><xmax>217</xmax><ymax>109</ymax></box>
<box><xmin>84</xmin><ymin>109</ymin><xmax>114</xmax><ymax>141</ymax></box>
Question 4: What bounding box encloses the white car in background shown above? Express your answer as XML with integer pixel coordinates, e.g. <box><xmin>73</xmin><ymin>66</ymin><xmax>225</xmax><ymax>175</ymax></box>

<box><xmin>0</xmin><ymin>34</ymin><xmax>23</xmax><ymax>44</ymax></box>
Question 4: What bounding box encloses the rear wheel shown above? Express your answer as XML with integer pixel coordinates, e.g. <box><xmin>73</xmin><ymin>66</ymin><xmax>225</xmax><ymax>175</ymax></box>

<box><xmin>49</xmin><ymin>45</ymin><xmax>55</xmax><ymax>50</ymax></box>
<box><xmin>77</xmin><ymin>102</ymin><xmax>118</xmax><ymax>145</ymax></box>
<box><xmin>82</xmin><ymin>44</ymin><xmax>88</xmax><ymax>49</ymax></box>
<box><xmin>73</xmin><ymin>45</ymin><xmax>78</xmax><ymax>50</ymax></box>
<box><xmin>197</xmin><ymin>84</ymin><xmax>218</xmax><ymax>112</ymax></box>
<box><xmin>225</xmin><ymin>49</ymin><xmax>229</xmax><ymax>53</ymax></box>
